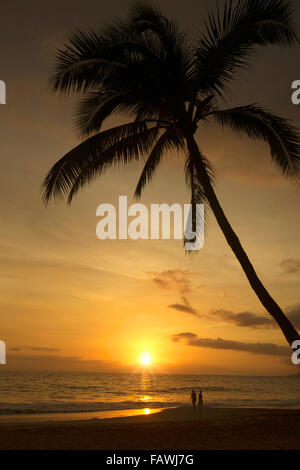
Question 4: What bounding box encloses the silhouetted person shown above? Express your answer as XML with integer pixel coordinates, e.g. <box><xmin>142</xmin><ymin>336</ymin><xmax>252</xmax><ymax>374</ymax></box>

<box><xmin>190</xmin><ymin>390</ymin><xmax>197</xmax><ymax>410</ymax></box>
<box><xmin>198</xmin><ymin>390</ymin><xmax>203</xmax><ymax>410</ymax></box>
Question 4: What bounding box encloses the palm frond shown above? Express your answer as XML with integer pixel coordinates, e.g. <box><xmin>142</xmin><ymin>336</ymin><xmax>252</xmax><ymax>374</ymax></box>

<box><xmin>75</xmin><ymin>90</ymin><xmax>133</xmax><ymax>136</ymax></box>
<box><xmin>42</xmin><ymin>122</ymin><xmax>159</xmax><ymax>204</ymax></box>
<box><xmin>51</xmin><ymin>27</ymin><xmax>164</xmax><ymax>96</ymax></box>
<box><xmin>44</xmin><ymin>0</ymin><xmax>300</xmax><ymax>212</ymax></box>
<box><xmin>129</xmin><ymin>1</ymin><xmax>181</xmax><ymax>48</ymax></box>
<box><xmin>196</xmin><ymin>0</ymin><xmax>298</xmax><ymax>97</ymax></box>
<box><xmin>211</xmin><ymin>104</ymin><xmax>300</xmax><ymax>177</ymax></box>
<box><xmin>184</xmin><ymin>151</ymin><xmax>215</xmax><ymax>252</ymax></box>
<box><xmin>134</xmin><ymin>127</ymin><xmax>185</xmax><ymax>198</ymax></box>
<box><xmin>193</xmin><ymin>95</ymin><xmax>215</xmax><ymax>123</ymax></box>
<box><xmin>50</xmin><ymin>29</ymin><xmax>126</xmax><ymax>94</ymax></box>
<box><xmin>65</xmin><ymin>125</ymin><xmax>160</xmax><ymax>204</ymax></box>
<box><xmin>185</xmin><ymin>150</ymin><xmax>215</xmax><ymax>207</ymax></box>
<box><xmin>128</xmin><ymin>1</ymin><xmax>194</xmax><ymax>94</ymax></box>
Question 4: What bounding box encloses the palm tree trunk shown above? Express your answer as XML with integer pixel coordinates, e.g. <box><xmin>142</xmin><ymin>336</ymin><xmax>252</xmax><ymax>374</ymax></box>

<box><xmin>185</xmin><ymin>131</ymin><xmax>300</xmax><ymax>346</ymax></box>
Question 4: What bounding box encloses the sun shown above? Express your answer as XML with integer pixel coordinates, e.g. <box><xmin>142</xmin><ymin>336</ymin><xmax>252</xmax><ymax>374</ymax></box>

<box><xmin>140</xmin><ymin>352</ymin><xmax>152</xmax><ymax>366</ymax></box>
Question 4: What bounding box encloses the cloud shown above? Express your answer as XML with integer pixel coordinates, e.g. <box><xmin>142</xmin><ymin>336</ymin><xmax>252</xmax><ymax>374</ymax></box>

<box><xmin>211</xmin><ymin>309</ymin><xmax>274</xmax><ymax>329</ymax></box>
<box><xmin>152</xmin><ymin>270</ymin><xmax>199</xmax><ymax>316</ymax></box>
<box><xmin>152</xmin><ymin>271</ymin><xmax>300</xmax><ymax>332</ymax></box>
<box><xmin>153</xmin><ymin>278</ymin><xmax>169</xmax><ymax>289</ymax></box>
<box><xmin>10</xmin><ymin>346</ymin><xmax>61</xmax><ymax>352</ymax></box>
<box><xmin>6</xmin><ymin>353</ymin><xmax>125</xmax><ymax>372</ymax></box>
<box><xmin>172</xmin><ymin>332</ymin><xmax>289</xmax><ymax>357</ymax></box>
<box><xmin>172</xmin><ymin>333</ymin><xmax>197</xmax><ymax>342</ymax></box>
<box><xmin>280</xmin><ymin>259</ymin><xmax>300</xmax><ymax>274</ymax></box>
<box><xmin>30</xmin><ymin>347</ymin><xmax>61</xmax><ymax>352</ymax></box>
<box><xmin>152</xmin><ymin>270</ymin><xmax>192</xmax><ymax>295</ymax></box>
<box><xmin>168</xmin><ymin>303</ymin><xmax>199</xmax><ymax>317</ymax></box>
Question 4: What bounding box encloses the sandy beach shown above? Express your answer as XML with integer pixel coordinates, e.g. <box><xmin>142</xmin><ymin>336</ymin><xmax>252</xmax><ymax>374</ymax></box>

<box><xmin>0</xmin><ymin>406</ymin><xmax>299</xmax><ymax>450</ymax></box>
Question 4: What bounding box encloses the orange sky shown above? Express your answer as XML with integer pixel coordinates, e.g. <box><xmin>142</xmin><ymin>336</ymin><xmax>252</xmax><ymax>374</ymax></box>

<box><xmin>0</xmin><ymin>0</ymin><xmax>300</xmax><ymax>375</ymax></box>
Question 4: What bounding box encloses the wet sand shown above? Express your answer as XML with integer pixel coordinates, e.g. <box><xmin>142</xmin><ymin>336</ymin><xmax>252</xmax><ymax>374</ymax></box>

<box><xmin>0</xmin><ymin>406</ymin><xmax>299</xmax><ymax>450</ymax></box>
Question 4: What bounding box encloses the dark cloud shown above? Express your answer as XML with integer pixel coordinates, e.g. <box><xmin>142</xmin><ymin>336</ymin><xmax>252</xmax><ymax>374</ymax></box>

<box><xmin>168</xmin><ymin>303</ymin><xmax>199</xmax><ymax>317</ymax></box>
<box><xmin>153</xmin><ymin>278</ymin><xmax>169</xmax><ymax>288</ymax></box>
<box><xmin>172</xmin><ymin>332</ymin><xmax>289</xmax><ymax>357</ymax></box>
<box><xmin>6</xmin><ymin>354</ymin><xmax>125</xmax><ymax>372</ymax></box>
<box><xmin>172</xmin><ymin>333</ymin><xmax>197</xmax><ymax>342</ymax></box>
<box><xmin>152</xmin><ymin>270</ymin><xmax>199</xmax><ymax>316</ymax></box>
<box><xmin>30</xmin><ymin>347</ymin><xmax>61</xmax><ymax>352</ymax></box>
<box><xmin>280</xmin><ymin>259</ymin><xmax>300</xmax><ymax>274</ymax></box>
<box><xmin>10</xmin><ymin>346</ymin><xmax>61</xmax><ymax>352</ymax></box>
<box><xmin>212</xmin><ymin>309</ymin><xmax>274</xmax><ymax>329</ymax></box>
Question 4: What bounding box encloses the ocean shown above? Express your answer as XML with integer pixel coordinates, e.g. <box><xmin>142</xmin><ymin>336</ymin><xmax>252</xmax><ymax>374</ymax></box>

<box><xmin>0</xmin><ymin>371</ymin><xmax>299</xmax><ymax>415</ymax></box>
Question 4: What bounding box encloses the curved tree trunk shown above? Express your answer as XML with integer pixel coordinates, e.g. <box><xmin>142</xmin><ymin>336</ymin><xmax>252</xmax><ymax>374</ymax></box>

<box><xmin>185</xmin><ymin>132</ymin><xmax>300</xmax><ymax>347</ymax></box>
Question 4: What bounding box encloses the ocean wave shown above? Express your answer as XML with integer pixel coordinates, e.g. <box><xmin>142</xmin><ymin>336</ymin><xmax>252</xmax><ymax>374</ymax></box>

<box><xmin>0</xmin><ymin>400</ymin><xmax>184</xmax><ymax>415</ymax></box>
<box><xmin>0</xmin><ymin>372</ymin><xmax>299</xmax><ymax>414</ymax></box>
<box><xmin>1</xmin><ymin>397</ymin><xmax>299</xmax><ymax>415</ymax></box>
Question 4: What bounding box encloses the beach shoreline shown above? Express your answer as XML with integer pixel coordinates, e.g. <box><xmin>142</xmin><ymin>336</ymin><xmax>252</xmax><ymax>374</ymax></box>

<box><xmin>0</xmin><ymin>406</ymin><xmax>299</xmax><ymax>450</ymax></box>
<box><xmin>0</xmin><ymin>406</ymin><xmax>166</xmax><ymax>424</ymax></box>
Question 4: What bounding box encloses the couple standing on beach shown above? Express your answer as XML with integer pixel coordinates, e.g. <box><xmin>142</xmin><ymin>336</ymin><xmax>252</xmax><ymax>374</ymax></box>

<box><xmin>190</xmin><ymin>390</ymin><xmax>203</xmax><ymax>410</ymax></box>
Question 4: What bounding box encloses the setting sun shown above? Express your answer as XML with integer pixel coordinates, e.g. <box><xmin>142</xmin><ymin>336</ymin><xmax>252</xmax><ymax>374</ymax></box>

<box><xmin>140</xmin><ymin>352</ymin><xmax>152</xmax><ymax>366</ymax></box>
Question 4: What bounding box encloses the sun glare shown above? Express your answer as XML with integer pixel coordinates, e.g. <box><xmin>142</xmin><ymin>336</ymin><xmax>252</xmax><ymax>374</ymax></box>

<box><xmin>140</xmin><ymin>352</ymin><xmax>152</xmax><ymax>366</ymax></box>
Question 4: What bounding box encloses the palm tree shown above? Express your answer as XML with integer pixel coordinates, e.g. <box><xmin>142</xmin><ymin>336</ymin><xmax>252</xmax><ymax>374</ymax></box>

<box><xmin>42</xmin><ymin>0</ymin><xmax>300</xmax><ymax>346</ymax></box>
